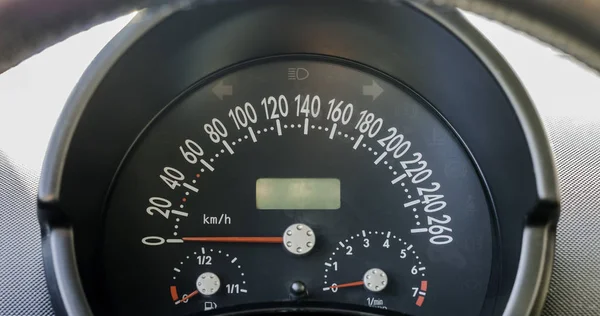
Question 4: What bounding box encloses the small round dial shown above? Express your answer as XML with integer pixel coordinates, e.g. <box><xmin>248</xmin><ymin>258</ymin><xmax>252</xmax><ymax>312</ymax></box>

<box><xmin>170</xmin><ymin>249</ymin><xmax>248</xmax><ymax>313</ymax></box>
<box><xmin>323</xmin><ymin>231</ymin><xmax>427</xmax><ymax>311</ymax></box>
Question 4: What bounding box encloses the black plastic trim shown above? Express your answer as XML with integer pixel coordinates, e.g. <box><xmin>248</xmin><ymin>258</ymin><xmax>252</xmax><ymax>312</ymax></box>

<box><xmin>40</xmin><ymin>226</ymin><xmax>93</xmax><ymax>316</ymax></box>
<box><xmin>412</xmin><ymin>5</ymin><xmax>559</xmax><ymax>315</ymax></box>
<box><xmin>38</xmin><ymin>8</ymin><xmax>176</xmax><ymax>205</ymax></box>
<box><xmin>415</xmin><ymin>4</ymin><xmax>559</xmax><ymax>204</ymax></box>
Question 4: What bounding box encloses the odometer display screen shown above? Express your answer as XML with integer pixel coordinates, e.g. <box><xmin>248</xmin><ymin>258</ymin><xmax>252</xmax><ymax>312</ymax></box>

<box><xmin>103</xmin><ymin>58</ymin><xmax>495</xmax><ymax>316</ymax></box>
<box><xmin>256</xmin><ymin>178</ymin><xmax>341</xmax><ymax>210</ymax></box>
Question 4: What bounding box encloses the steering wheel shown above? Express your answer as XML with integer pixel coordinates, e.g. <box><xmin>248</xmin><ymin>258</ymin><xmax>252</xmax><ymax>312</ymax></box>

<box><xmin>0</xmin><ymin>1</ymin><xmax>598</xmax><ymax>316</ymax></box>
<box><xmin>1</xmin><ymin>0</ymin><xmax>599</xmax><ymax>73</ymax></box>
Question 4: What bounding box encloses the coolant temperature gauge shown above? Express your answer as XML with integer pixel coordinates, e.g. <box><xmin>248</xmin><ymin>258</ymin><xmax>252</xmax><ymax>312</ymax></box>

<box><xmin>323</xmin><ymin>230</ymin><xmax>428</xmax><ymax>310</ymax></box>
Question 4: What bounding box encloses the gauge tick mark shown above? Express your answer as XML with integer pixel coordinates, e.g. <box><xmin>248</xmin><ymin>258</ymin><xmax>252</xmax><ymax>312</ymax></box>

<box><xmin>329</xmin><ymin>123</ymin><xmax>337</xmax><ymax>139</ymax></box>
<box><xmin>392</xmin><ymin>173</ymin><xmax>407</xmax><ymax>184</ymax></box>
<box><xmin>374</xmin><ymin>152</ymin><xmax>387</xmax><ymax>165</ymax></box>
<box><xmin>200</xmin><ymin>159</ymin><xmax>214</xmax><ymax>172</ymax></box>
<box><xmin>276</xmin><ymin>119</ymin><xmax>283</xmax><ymax>135</ymax></box>
<box><xmin>222</xmin><ymin>140</ymin><xmax>234</xmax><ymax>154</ymax></box>
<box><xmin>248</xmin><ymin>127</ymin><xmax>257</xmax><ymax>142</ymax></box>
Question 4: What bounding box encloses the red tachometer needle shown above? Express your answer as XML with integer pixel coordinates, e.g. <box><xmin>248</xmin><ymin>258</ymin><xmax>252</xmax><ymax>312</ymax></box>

<box><xmin>182</xmin><ymin>237</ymin><xmax>283</xmax><ymax>243</ymax></box>
<box><xmin>330</xmin><ymin>281</ymin><xmax>365</xmax><ymax>289</ymax></box>
<box><xmin>174</xmin><ymin>290</ymin><xmax>199</xmax><ymax>305</ymax></box>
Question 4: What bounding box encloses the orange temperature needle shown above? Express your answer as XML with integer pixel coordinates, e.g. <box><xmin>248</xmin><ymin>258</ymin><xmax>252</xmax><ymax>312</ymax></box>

<box><xmin>182</xmin><ymin>237</ymin><xmax>283</xmax><ymax>243</ymax></box>
<box><xmin>175</xmin><ymin>290</ymin><xmax>199</xmax><ymax>305</ymax></box>
<box><xmin>331</xmin><ymin>281</ymin><xmax>365</xmax><ymax>289</ymax></box>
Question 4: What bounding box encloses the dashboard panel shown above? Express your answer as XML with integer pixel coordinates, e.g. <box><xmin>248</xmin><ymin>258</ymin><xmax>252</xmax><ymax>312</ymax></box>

<box><xmin>35</xmin><ymin>1</ymin><xmax>557</xmax><ymax>316</ymax></box>
<box><xmin>103</xmin><ymin>57</ymin><xmax>495</xmax><ymax>315</ymax></box>
<box><xmin>10</xmin><ymin>1</ymin><xmax>600</xmax><ymax>316</ymax></box>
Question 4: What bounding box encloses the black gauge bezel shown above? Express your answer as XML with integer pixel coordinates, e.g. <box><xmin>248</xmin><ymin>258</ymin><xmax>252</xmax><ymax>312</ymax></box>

<box><xmin>37</xmin><ymin>1</ymin><xmax>559</xmax><ymax>316</ymax></box>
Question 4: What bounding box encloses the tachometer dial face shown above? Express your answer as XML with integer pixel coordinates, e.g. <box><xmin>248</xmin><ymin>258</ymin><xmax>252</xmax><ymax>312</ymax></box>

<box><xmin>322</xmin><ymin>231</ymin><xmax>428</xmax><ymax>311</ymax></box>
<box><xmin>103</xmin><ymin>58</ymin><xmax>495</xmax><ymax>316</ymax></box>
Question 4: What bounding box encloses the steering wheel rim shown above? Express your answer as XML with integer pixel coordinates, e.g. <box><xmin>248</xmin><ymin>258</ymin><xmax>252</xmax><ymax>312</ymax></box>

<box><xmin>0</xmin><ymin>0</ymin><xmax>599</xmax><ymax>73</ymax></box>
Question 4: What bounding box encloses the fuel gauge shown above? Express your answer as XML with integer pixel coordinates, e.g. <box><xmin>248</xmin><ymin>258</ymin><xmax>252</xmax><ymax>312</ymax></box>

<box><xmin>170</xmin><ymin>249</ymin><xmax>248</xmax><ymax>312</ymax></box>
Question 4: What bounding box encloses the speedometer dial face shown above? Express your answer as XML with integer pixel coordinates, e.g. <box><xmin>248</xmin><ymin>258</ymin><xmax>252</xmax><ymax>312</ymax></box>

<box><xmin>103</xmin><ymin>58</ymin><xmax>494</xmax><ymax>315</ymax></box>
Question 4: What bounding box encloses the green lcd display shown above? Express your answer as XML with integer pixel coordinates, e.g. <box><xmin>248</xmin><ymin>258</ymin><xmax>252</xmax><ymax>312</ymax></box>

<box><xmin>256</xmin><ymin>178</ymin><xmax>341</xmax><ymax>210</ymax></box>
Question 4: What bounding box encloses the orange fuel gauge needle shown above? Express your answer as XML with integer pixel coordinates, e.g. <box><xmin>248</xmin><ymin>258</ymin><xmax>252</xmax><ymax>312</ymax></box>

<box><xmin>182</xmin><ymin>237</ymin><xmax>283</xmax><ymax>243</ymax></box>
<box><xmin>174</xmin><ymin>290</ymin><xmax>199</xmax><ymax>305</ymax></box>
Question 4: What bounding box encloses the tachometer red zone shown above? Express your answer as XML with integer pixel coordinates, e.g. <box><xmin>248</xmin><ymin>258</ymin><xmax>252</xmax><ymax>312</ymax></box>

<box><xmin>416</xmin><ymin>280</ymin><xmax>427</xmax><ymax>307</ymax></box>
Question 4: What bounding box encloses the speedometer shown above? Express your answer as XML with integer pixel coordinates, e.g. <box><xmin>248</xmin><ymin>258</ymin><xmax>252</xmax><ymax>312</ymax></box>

<box><xmin>103</xmin><ymin>58</ymin><xmax>493</xmax><ymax>315</ymax></box>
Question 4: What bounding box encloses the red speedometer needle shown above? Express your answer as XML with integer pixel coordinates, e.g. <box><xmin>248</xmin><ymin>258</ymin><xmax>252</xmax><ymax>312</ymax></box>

<box><xmin>174</xmin><ymin>290</ymin><xmax>199</xmax><ymax>305</ymax></box>
<box><xmin>182</xmin><ymin>237</ymin><xmax>284</xmax><ymax>243</ymax></box>
<box><xmin>330</xmin><ymin>281</ymin><xmax>365</xmax><ymax>289</ymax></box>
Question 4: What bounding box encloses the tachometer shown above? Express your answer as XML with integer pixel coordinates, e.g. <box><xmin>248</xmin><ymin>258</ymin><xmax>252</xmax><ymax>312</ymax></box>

<box><xmin>102</xmin><ymin>58</ymin><xmax>494</xmax><ymax>315</ymax></box>
<box><xmin>322</xmin><ymin>230</ymin><xmax>427</xmax><ymax>310</ymax></box>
